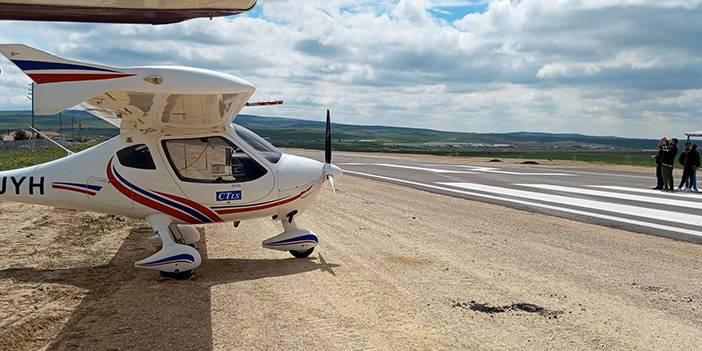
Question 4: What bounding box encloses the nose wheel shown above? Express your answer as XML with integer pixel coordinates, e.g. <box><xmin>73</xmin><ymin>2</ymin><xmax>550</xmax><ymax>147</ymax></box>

<box><xmin>290</xmin><ymin>247</ymin><xmax>314</xmax><ymax>258</ymax></box>
<box><xmin>262</xmin><ymin>213</ymin><xmax>319</xmax><ymax>255</ymax></box>
<box><xmin>159</xmin><ymin>269</ymin><xmax>195</xmax><ymax>280</ymax></box>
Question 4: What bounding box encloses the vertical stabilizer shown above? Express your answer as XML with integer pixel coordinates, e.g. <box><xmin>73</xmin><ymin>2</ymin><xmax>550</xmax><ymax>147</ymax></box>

<box><xmin>0</xmin><ymin>44</ymin><xmax>136</xmax><ymax>115</ymax></box>
<box><xmin>0</xmin><ymin>44</ymin><xmax>133</xmax><ymax>84</ymax></box>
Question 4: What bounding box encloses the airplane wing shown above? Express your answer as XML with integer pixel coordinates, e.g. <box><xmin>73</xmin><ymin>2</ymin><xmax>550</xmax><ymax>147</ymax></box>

<box><xmin>0</xmin><ymin>0</ymin><xmax>257</xmax><ymax>25</ymax></box>
<box><xmin>0</xmin><ymin>44</ymin><xmax>255</xmax><ymax>134</ymax></box>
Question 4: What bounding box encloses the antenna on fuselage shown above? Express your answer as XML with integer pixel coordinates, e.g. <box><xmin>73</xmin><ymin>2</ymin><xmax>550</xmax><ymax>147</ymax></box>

<box><xmin>245</xmin><ymin>100</ymin><xmax>284</xmax><ymax>107</ymax></box>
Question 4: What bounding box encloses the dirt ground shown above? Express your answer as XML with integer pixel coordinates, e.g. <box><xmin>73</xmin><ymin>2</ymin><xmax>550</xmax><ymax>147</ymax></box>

<box><xmin>1</xmin><ymin>175</ymin><xmax>701</xmax><ymax>350</ymax></box>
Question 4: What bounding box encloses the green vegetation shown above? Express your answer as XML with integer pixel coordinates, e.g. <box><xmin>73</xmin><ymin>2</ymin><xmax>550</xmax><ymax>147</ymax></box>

<box><xmin>428</xmin><ymin>151</ymin><xmax>655</xmax><ymax>167</ymax></box>
<box><xmin>0</xmin><ymin>110</ymin><xmax>117</xmax><ymax>141</ymax></box>
<box><xmin>72</xmin><ymin>215</ymin><xmax>124</xmax><ymax>247</ymax></box>
<box><xmin>12</xmin><ymin>129</ymin><xmax>30</xmax><ymax>140</ymax></box>
<box><xmin>0</xmin><ymin>110</ymin><xmax>664</xmax><ymax>169</ymax></box>
<box><xmin>0</xmin><ymin>141</ymin><xmax>100</xmax><ymax>171</ymax></box>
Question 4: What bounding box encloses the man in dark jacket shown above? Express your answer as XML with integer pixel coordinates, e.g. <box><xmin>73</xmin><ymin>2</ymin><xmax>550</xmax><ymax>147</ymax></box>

<box><xmin>684</xmin><ymin>144</ymin><xmax>700</xmax><ymax>192</ymax></box>
<box><xmin>678</xmin><ymin>142</ymin><xmax>692</xmax><ymax>190</ymax></box>
<box><xmin>660</xmin><ymin>138</ymin><xmax>678</xmax><ymax>191</ymax></box>
<box><xmin>652</xmin><ymin>138</ymin><xmax>666</xmax><ymax>190</ymax></box>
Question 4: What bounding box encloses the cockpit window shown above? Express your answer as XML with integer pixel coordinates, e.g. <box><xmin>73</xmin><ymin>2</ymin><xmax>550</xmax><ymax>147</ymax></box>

<box><xmin>162</xmin><ymin>136</ymin><xmax>267</xmax><ymax>183</ymax></box>
<box><xmin>116</xmin><ymin>144</ymin><xmax>156</xmax><ymax>170</ymax></box>
<box><xmin>234</xmin><ymin>124</ymin><xmax>282</xmax><ymax>163</ymax></box>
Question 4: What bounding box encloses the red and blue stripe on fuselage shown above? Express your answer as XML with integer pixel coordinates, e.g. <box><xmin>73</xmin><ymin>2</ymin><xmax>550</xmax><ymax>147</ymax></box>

<box><xmin>106</xmin><ymin>158</ymin><xmax>314</xmax><ymax>224</ymax></box>
<box><xmin>12</xmin><ymin>60</ymin><xmax>135</xmax><ymax>84</ymax></box>
<box><xmin>51</xmin><ymin>181</ymin><xmax>103</xmax><ymax>196</ymax></box>
<box><xmin>107</xmin><ymin>159</ymin><xmax>223</xmax><ymax>224</ymax></box>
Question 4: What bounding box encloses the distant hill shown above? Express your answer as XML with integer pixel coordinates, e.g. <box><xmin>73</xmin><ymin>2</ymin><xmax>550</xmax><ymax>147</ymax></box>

<box><xmin>0</xmin><ymin>110</ymin><xmax>659</xmax><ymax>150</ymax></box>
<box><xmin>235</xmin><ymin>115</ymin><xmax>659</xmax><ymax>150</ymax></box>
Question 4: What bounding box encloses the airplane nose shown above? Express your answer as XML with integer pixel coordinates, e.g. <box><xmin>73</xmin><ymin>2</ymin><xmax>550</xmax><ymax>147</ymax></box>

<box><xmin>276</xmin><ymin>154</ymin><xmax>324</xmax><ymax>191</ymax></box>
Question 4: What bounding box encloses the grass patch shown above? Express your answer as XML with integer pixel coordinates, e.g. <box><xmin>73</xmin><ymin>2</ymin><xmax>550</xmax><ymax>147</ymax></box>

<box><xmin>71</xmin><ymin>215</ymin><xmax>126</xmax><ymax>247</ymax></box>
<box><xmin>0</xmin><ymin>141</ymin><xmax>101</xmax><ymax>171</ymax></box>
<box><xmin>451</xmin><ymin>151</ymin><xmax>656</xmax><ymax>167</ymax></box>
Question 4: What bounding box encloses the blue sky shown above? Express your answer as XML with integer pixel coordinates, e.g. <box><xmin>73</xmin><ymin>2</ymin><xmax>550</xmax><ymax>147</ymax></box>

<box><xmin>0</xmin><ymin>0</ymin><xmax>701</xmax><ymax>139</ymax></box>
<box><xmin>428</xmin><ymin>3</ymin><xmax>488</xmax><ymax>21</ymax></box>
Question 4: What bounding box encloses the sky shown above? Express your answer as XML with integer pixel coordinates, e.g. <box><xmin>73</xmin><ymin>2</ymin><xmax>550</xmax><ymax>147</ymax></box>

<box><xmin>0</xmin><ymin>0</ymin><xmax>701</xmax><ymax>138</ymax></box>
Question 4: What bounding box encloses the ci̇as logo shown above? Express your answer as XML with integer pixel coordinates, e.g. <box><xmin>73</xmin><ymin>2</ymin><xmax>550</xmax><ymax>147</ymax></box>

<box><xmin>216</xmin><ymin>190</ymin><xmax>242</xmax><ymax>202</ymax></box>
<box><xmin>0</xmin><ymin>176</ymin><xmax>45</xmax><ymax>195</ymax></box>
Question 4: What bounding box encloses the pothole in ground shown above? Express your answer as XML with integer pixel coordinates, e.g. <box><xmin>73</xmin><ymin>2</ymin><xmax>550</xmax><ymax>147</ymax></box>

<box><xmin>452</xmin><ymin>300</ymin><xmax>563</xmax><ymax>318</ymax></box>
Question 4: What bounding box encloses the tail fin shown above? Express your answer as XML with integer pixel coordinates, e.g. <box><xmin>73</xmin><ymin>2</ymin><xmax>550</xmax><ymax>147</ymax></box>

<box><xmin>0</xmin><ymin>44</ymin><xmax>137</xmax><ymax>115</ymax></box>
<box><xmin>0</xmin><ymin>44</ymin><xmax>132</xmax><ymax>84</ymax></box>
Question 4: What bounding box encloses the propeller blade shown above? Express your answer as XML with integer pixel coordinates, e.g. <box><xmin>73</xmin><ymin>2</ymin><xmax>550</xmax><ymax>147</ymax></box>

<box><xmin>325</xmin><ymin>109</ymin><xmax>332</xmax><ymax>164</ymax></box>
<box><xmin>327</xmin><ymin>174</ymin><xmax>336</xmax><ymax>193</ymax></box>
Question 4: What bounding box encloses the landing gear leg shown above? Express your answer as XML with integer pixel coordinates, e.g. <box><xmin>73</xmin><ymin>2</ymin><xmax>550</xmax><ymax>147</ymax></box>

<box><xmin>262</xmin><ymin>211</ymin><xmax>319</xmax><ymax>258</ymax></box>
<box><xmin>135</xmin><ymin>214</ymin><xmax>202</xmax><ymax>280</ymax></box>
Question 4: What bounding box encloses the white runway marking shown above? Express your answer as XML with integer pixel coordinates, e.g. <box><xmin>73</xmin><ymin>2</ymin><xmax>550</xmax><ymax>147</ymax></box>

<box><xmin>554</xmin><ymin>170</ymin><xmax>651</xmax><ymax>179</ymax></box>
<box><xmin>591</xmin><ymin>185</ymin><xmax>702</xmax><ymax>198</ymax></box>
<box><xmin>438</xmin><ymin>182</ymin><xmax>702</xmax><ymax>227</ymax></box>
<box><xmin>424</xmin><ymin>164</ymin><xmax>645</xmax><ymax>178</ymax></box>
<box><xmin>341</xmin><ymin>163</ymin><xmax>571</xmax><ymax>176</ymax></box>
<box><xmin>342</xmin><ymin>170</ymin><xmax>702</xmax><ymax>240</ymax></box>
<box><xmin>517</xmin><ymin>184</ymin><xmax>702</xmax><ymax>210</ymax></box>
<box><xmin>455</xmin><ymin>165</ymin><xmax>573</xmax><ymax>176</ymax></box>
<box><xmin>340</xmin><ymin>163</ymin><xmax>475</xmax><ymax>174</ymax></box>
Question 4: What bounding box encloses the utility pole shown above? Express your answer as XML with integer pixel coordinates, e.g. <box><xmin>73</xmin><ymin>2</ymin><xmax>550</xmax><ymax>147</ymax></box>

<box><xmin>27</xmin><ymin>83</ymin><xmax>34</xmax><ymax>129</ymax></box>
<box><xmin>26</xmin><ymin>83</ymin><xmax>34</xmax><ymax>144</ymax></box>
<box><xmin>31</xmin><ymin>84</ymin><xmax>35</xmax><ymax>129</ymax></box>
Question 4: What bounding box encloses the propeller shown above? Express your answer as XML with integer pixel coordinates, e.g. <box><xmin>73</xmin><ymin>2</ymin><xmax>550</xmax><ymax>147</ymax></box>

<box><xmin>323</xmin><ymin>109</ymin><xmax>341</xmax><ymax>193</ymax></box>
<box><xmin>325</xmin><ymin>109</ymin><xmax>332</xmax><ymax>164</ymax></box>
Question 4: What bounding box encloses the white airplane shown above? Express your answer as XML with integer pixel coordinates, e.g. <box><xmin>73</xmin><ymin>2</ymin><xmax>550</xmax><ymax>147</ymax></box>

<box><xmin>0</xmin><ymin>44</ymin><xmax>342</xmax><ymax>279</ymax></box>
<box><xmin>0</xmin><ymin>0</ymin><xmax>257</xmax><ymax>25</ymax></box>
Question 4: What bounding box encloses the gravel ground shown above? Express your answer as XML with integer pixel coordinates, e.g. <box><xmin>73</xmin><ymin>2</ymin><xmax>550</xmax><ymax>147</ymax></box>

<box><xmin>0</xmin><ymin>174</ymin><xmax>700</xmax><ymax>350</ymax></box>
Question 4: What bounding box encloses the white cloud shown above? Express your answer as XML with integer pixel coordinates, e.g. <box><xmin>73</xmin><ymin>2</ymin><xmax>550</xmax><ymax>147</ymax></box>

<box><xmin>0</xmin><ymin>0</ymin><xmax>701</xmax><ymax>138</ymax></box>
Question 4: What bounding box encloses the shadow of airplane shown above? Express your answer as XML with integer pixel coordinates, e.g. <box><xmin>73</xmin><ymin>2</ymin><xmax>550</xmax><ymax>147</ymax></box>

<box><xmin>0</xmin><ymin>226</ymin><xmax>339</xmax><ymax>350</ymax></box>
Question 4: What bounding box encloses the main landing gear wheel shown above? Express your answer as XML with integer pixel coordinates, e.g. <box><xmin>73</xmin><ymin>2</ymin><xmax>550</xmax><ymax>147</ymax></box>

<box><xmin>159</xmin><ymin>270</ymin><xmax>194</xmax><ymax>281</ymax></box>
<box><xmin>290</xmin><ymin>248</ymin><xmax>314</xmax><ymax>258</ymax></box>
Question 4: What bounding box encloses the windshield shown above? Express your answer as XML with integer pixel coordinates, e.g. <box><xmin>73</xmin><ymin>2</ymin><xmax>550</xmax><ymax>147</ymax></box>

<box><xmin>234</xmin><ymin>124</ymin><xmax>282</xmax><ymax>163</ymax></box>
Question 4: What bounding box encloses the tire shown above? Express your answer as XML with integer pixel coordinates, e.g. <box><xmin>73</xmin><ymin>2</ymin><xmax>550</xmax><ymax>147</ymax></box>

<box><xmin>290</xmin><ymin>248</ymin><xmax>314</xmax><ymax>258</ymax></box>
<box><xmin>159</xmin><ymin>270</ymin><xmax>194</xmax><ymax>281</ymax></box>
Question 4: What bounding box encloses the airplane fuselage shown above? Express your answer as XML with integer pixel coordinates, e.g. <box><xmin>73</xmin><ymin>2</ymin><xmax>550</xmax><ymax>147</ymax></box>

<box><xmin>0</xmin><ymin>124</ymin><xmax>325</xmax><ymax>225</ymax></box>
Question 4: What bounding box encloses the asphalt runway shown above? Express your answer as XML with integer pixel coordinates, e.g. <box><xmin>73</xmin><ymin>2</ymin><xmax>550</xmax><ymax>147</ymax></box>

<box><xmin>292</xmin><ymin>150</ymin><xmax>702</xmax><ymax>244</ymax></box>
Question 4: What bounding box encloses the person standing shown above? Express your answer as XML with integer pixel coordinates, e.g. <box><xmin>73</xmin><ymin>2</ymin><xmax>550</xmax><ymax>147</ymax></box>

<box><xmin>685</xmin><ymin>144</ymin><xmax>700</xmax><ymax>192</ymax></box>
<box><xmin>661</xmin><ymin>138</ymin><xmax>679</xmax><ymax>192</ymax></box>
<box><xmin>652</xmin><ymin>138</ymin><xmax>667</xmax><ymax>190</ymax></box>
<box><xmin>678</xmin><ymin>142</ymin><xmax>692</xmax><ymax>191</ymax></box>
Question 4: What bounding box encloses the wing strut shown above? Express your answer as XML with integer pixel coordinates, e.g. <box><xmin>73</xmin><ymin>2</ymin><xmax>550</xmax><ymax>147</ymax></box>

<box><xmin>27</xmin><ymin>126</ymin><xmax>74</xmax><ymax>155</ymax></box>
